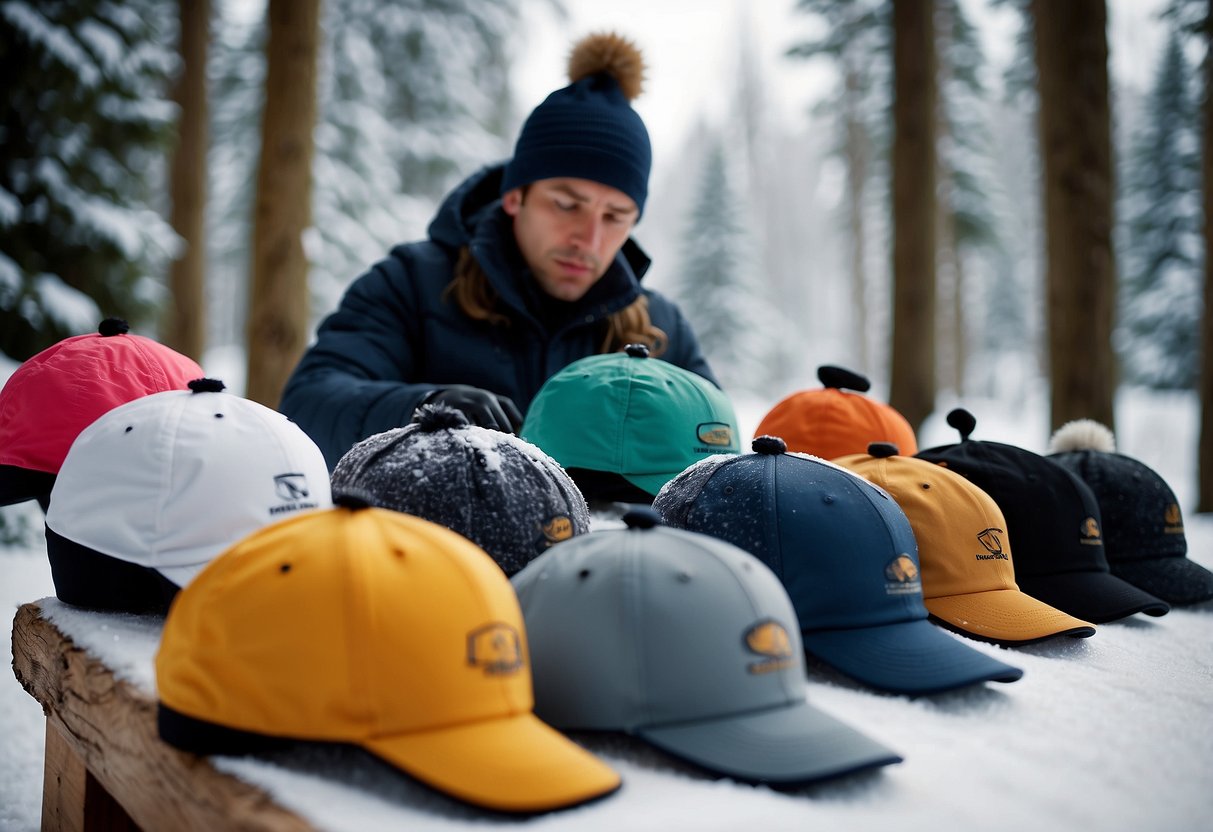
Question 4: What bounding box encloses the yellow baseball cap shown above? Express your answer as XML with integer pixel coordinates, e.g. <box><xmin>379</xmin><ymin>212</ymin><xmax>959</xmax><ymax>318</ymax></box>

<box><xmin>155</xmin><ymin>495</ymin><xmax>620</xmax><ymax>813</ymax></box>
<box><xmin>837</xmin><ymin>444</ymin><xmax>1096</xmax><ymax>645</ymax></box>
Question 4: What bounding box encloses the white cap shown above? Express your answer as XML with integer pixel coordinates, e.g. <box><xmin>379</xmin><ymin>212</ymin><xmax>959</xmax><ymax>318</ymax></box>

<box><xmin>45</xmin><ymin>379</ymin><xmax>332</xmax><ymax>588</ymax></box>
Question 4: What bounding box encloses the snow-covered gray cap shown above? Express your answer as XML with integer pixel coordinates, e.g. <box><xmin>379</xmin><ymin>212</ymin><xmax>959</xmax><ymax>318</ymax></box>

<box><xmin>331</xmin><ymin>404</ymin><xmax>590</xmax><ymax>576</ymax></box>
<box><xmin>510</xmin><ymin>507</ymin><xmax>902</xmax><ymax>786</ymax></box>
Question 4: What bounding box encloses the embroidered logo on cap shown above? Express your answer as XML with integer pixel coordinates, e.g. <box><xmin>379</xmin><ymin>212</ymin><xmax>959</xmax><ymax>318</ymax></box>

<box><xmin>275</xmin><ymin>473</ymin><xmax>310</xmax><ymax>500</ymax></box>
<box><xmin>976</xmin><ymin>528</ymin><xmax>1009</xmax><ymax>560</ymax></box>
<box><xmin>743</xmin><ymin>619</ymin><xmax>793</xmax><ymax>675</ymax></box>
<box><xmin>542</xmin><ymin>516</ymin><xmax>573</xmax><ymax>544</ymax></box>
<box><xmin>884</xmin><ymin>554</ymin><xmax>922</xmax><ymax>595</ymax></box>
<box><xmin>270</xmin><ymin>473</ymin><xmax>320</xmax><ymax>515</ymax></box>
<box><xmin>467</xmin><ymin>623</ymin><xmax>523</xmax><ymax>676</ymax></box>
<box><xmin>1164</xmin><ymin>503</ymin><xmax>1184</xmax><ymax>535</ymax></box>
<box><xmin>696</xmin><ymin>422</ymin><xmax>734</xmax><ymax>449</ymax></box>
<box><xmin>1080</xmin><ymin>516</ymin><xmax>1103</xmax><ymax>545</ymax></box>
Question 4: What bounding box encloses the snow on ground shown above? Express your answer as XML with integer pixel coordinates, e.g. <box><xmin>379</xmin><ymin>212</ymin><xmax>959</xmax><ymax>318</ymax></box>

<box><xmin>2</xmin><ymin>388</ymin><xmax>1212</xmax><ymax>831</ymax></box>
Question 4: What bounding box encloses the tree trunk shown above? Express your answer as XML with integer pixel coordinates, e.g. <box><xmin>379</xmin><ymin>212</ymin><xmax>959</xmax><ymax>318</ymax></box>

<box><xmin>1031</xmin><ymin>0</ymin><xmax>1117</xmax><ymax>433</ymax></box>
<box><xmin>1198</xmin><ymin>0</ymin><xmax>1213</xmax><ymax>513</ymax></box>
<box><xmin>245</xmin><ymin>0</ymin><xmax>321</xmax><ymax>407</ymax></box>
<box><xmin>934</xmin><ymin>0</ymin><xmax>964</xmax><ymax>397</ymax></box>
<box><xmin>951</xmin><ymin>245</ymin><xmax>967</xmax><ymax>395</ymax></box>
<box><xmin>889</xmin><ymin>0</ymin><xmax>938</xmax><ymax>431</ymax></box>
<box><xmin>164</xmin><ymin>0</ymin><xmax>210</xmax><ymax>362</ymax></box>
<box><xmin>843</xmin><ymin>62</ymin><xmax>871</xmax><ymax>373</ymax></box>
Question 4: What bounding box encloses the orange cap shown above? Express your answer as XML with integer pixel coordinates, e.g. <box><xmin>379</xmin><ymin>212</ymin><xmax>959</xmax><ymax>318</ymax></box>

<box><xmin>155</xmin><ymin>497</ymin><xmax>619</xmax><ymax>813</ymax></box>
<box><xmin>837</xmin><ymin>444</ymin><xmax>1096</xmax><ymax>645</ymax></box>
<box><xmin>755</xmin><ymin>366</ymin><xmax>918</xmax><ymax>460</ymax></box>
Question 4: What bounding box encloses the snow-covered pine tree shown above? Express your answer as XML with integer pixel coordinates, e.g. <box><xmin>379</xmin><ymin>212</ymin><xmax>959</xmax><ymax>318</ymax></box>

<box><xmin>205</xmin><ymin>0</ymin><xmax>521</xmax><ymax>357</ymax></box>
<box><xmin>0</xmin><ymin>0</ymin><xmax>177</xmax><ymax>361</ymax></box>
<box><xmin>672</xmin><ymin>132</ymin><xmax>773</xmax><ymax>398</ymax></box>
<box><xmin>1116</xmin><ymin>28</ymin><xmax>1201</xmax><ymax>389</ymax></box>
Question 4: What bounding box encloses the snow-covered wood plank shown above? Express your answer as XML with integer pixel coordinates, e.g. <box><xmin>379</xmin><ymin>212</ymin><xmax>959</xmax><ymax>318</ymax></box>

<box><xmin>11</xmin><ymin>602</ymin><xmax>313</xmax><ymax>832</ymax></box>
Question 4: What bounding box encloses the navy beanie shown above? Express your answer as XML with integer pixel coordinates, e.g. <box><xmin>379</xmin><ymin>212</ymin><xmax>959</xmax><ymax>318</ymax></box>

<box><xmin>501</xmin><ymin>33</ymin><xmax>651</xmax><ymax>216</ymax></box>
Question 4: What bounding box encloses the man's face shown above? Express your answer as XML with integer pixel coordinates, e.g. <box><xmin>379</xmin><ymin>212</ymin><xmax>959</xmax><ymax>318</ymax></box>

<box><xmin>502</xmin><ymin>178</ymin><xmax>639</xmax><ymax>302</ymax></box>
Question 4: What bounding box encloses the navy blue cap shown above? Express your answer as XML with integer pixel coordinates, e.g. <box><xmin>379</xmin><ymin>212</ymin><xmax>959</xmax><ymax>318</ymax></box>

<box><xmin>917</xmin><ymin>409</ymin><xmax>1170</xmax><ymax>622</ymax></box>
<box><xmin>653</xmin><ymin>437</ymin><xmax>1024</xmax><ymax>696</ymax></box>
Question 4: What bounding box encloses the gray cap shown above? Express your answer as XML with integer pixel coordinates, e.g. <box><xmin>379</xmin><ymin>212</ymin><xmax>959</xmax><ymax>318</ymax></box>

<box><xmin>510</xmin><ymin>508</ymin><xmax>902</xmax><ymax>785</ymax></box>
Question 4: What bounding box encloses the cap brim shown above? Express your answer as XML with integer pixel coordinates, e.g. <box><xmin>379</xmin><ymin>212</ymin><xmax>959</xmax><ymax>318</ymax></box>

<box><xmin>637</xmin><ymin>699</ymin><xmax>902</xmax><ymax>786</ymax></box>
<box><xmin>802</xmin><ymin>618</ymin><xmax>1023</xmax><ymax>696</ymax></box>
<box><xmin>0</xmin><ymin>464</ymin><xmax>55</xmax><ymax>508</ymax></box>
<box><xmin>364</xmin><ymin>712</ymin><xmax>620</xmax><ymax>814</ymax></box>
<box><xmin>1017</xmin><ymin>569</ymin><xmax>1170</xmax><ymax>623</ymax></box>
<box><xmin>925</xmin><ymin>588</ymin><xmax>1096</xmax><ymax>645</ymax></box>
<box><xmin>1110</xmin><ymin>556</ymin><xmax>1213</xmax><ymax>606</ymax></box>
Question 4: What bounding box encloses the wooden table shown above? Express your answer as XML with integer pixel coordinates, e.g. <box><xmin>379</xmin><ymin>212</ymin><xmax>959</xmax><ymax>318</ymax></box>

<box><xmin>11</xmin><ymin>602</ymin><xmax>314</xmax><ymax>832</ymax></box>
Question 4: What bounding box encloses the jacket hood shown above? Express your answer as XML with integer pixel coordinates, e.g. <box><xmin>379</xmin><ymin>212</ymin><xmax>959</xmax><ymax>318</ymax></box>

<box><xmin>426</xmin><ymin>163</ymin><xmax>651</xmax><ymax>281</ymax></box>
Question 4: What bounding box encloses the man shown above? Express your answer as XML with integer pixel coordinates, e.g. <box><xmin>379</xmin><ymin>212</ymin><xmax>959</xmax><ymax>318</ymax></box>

<box><xmin>280</xmin><ymin>32</ymin><xmax>718</xmax><ymax>468</ymax></box>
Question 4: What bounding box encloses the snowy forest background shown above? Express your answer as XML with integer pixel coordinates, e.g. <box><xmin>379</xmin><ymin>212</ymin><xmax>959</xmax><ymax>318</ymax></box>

<box><xmin>0</xmin><ymin>0</ymin><xmax>1205</xmax><ymax>527</ymax></box>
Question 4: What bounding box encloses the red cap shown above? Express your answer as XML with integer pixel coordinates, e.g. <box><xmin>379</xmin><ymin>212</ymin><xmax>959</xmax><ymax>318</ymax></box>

<box><xmin>0</xmin><ymin>319</ymin><xmax>202</xmax><ymax>490</ymax></box>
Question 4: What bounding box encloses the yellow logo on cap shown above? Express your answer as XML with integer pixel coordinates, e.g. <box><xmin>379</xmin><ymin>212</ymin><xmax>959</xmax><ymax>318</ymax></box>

<box><xmin>542</xmin><ymin>516</ymin><xmax>573</xmax><ymax>544</ymax></box>
<box><xmin>976</xmin><ymin>528</ymin><xmax>1009</xmax><ymax>560</ymax></box>
<box><xmin>885</xmin><ymin>554</ymin><xmax>918</xmax><ymax>582</ymax></box>
<box><xmin>744</xmin><ymin>620</ymin><xmax>793</xmax><ymax>675</ymax></box>
<box><xmin>884</xmin><ymin>554</ymin><xmax>921</xmax><ymax>595</ymax></box>
<box><xmin>1080</xmin><ymin>516</ymin><xmax>1102</xmax><ymax>545</ymax></box>
<box><xmin>1164</xmin><ymin>503</ymin><xmax>1184</xmax><ymax>534</ymax></box>
<box><xmin>466</xmin><ymin>623</ymin><xmax>523</xmax><ymax>676</ymax></box>
<box><xmin>697</xmin><ymin>422</ymin><xmax>734</xmax><ymax>447</ymax></box>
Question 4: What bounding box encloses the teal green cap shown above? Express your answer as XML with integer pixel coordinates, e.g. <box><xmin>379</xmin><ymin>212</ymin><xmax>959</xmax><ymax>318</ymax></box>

<box><xmin>521</xmin><ymin>346</ymin><xmax>741</xmax><ymax>496</ymax></box>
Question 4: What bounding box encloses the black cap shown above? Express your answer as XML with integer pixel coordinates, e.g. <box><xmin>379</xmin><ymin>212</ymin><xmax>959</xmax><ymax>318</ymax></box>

<box><xmin>1049</xmin><ymin>448</ymin><xmax>1213</xmax><ymax>605</ymax></box>
<box><xmin>916</xmin><ymin>419</ymin><xmax>1170</xmax><ymax>623</ymax></box>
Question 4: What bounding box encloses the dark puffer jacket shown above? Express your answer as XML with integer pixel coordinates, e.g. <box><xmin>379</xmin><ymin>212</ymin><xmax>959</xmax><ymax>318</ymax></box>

<box><xmin>280</xmin><ymin>164</ymin><xmax>718</xmax><ymax>469</ymax></box>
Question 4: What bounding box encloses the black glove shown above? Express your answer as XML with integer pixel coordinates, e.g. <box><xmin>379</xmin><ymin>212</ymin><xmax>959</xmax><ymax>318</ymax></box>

<box><xmin>423</xmin><ymin>385</ymin><xmax>523</xmax><ymax>434</ymax></box>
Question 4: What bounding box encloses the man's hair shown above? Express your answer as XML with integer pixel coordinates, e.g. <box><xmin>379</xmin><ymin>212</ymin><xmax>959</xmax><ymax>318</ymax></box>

<box><xmin>444</xmin><ymin>247</ymin><xmax>666</xmax><ymax>356</ymax></box>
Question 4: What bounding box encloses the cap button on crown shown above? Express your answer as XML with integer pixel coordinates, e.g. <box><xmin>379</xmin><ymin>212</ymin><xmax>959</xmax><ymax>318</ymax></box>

<box><xmin>868</xmin><ymin>442</ymin><xmax>899</xmax><ymax>458</ymax></box>
<box><xmin>624</xmin><ymin>343</ymin><xmax>650</xmax><ymax>358</ymax></box>
<box><xmin>187</xmin><ymin>378</ymin><xmax>226</xmax><ymax>393</ymax></box>
<box><xmin>622</xmin><ymin>506</ymin><xmax>660</xmax><ymax>529</ymax></box>
<box><xmin>752</xmin><ymin>435</ymin><xmax>787</xmax><ymax>455</ymax></box>
<box><xmin>817</xmin><ymin>365</ymin><xmax>871</xmax><ymax>393</ymax></box>
<box><xmin>946</xmin><ymin>408</ymin><xmax>977</xmax><ymax>441</ymax></box>
<box><xmin>98</xmin><ymin>317</ymin><xmax>130</xmax><ymax>336</ymax></box>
